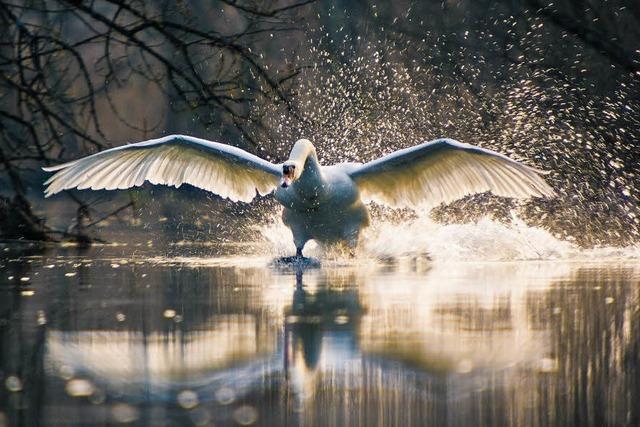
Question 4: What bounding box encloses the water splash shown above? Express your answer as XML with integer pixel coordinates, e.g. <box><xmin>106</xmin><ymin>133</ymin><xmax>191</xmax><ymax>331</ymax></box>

<box><xmin>363</xmin><ymin>216</ymin><xmax>640</xmax><ymax>262</ymax></box>
<box><xmin>258</xmin><ymin>213</ymin><xmax>640</xmax><ymax>263</ymax></box>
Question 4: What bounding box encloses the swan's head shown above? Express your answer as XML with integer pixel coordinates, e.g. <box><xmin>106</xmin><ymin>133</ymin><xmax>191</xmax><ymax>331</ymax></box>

<box><xmin>281</xmin><ymin>139</ymin><xmax>315</xmax><ymax>187</ymax></box>
<box><xmin>281</xmin><ymin>161</ymin><xmax>300</xmax><ymax>188</ymax></box>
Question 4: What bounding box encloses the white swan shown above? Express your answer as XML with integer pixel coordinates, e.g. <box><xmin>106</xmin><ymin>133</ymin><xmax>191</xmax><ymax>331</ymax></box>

<box><xmin>43</xmin><ymin>135</ymin><xmax>555</xmax><ymax>256</ymax></box>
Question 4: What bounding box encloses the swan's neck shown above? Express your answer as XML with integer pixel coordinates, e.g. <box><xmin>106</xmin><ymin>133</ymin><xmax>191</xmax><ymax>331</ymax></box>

<box><xmin>288</xmin><ymin>139</ymin><xmax>316</xmax><ymax>166</ymax></box>
<box><xmin>288</xmin><ymin>139</ymin><xmax>324</xmax><ymax>196</ymax></box>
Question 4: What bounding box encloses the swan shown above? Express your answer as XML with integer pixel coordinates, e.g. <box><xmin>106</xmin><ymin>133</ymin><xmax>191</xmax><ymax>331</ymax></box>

<box><xmin>43</xmin><ymin>135</ymin><xmax>555</xmax><ymax>257</ymax></box>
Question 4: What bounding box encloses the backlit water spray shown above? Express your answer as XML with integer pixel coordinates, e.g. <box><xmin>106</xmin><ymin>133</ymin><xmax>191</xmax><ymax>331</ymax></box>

<box><xmin>249</xmin><ymin>23</ymin><xmax>639</xmax><ymax>261</ymax></box>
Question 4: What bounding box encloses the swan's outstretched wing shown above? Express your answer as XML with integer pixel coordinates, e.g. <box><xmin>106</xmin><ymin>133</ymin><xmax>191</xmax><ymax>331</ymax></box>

<box><xmin>43</xmin><ymin>135</ymin><xmax>281</xmax><ymax>202</ymax></box>
<box><xmin>348</xmin><ymin>138</ymin><xmax>555</xmax><ymax>209</ymax></box>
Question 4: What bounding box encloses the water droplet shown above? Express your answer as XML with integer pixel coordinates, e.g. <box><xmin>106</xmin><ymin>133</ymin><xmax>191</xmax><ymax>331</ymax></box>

<box><xmin>89</xmin><ymin>388</ymin><xmax>106</xmax><ymax>405</ymax></box>
<box><xmin>116</xmin><ymin>312</ymin><xmax>126</xmax><ymax>322</ymax></box>
<box><xmin>65</xmin><ymin>272</ymin><xmax>77</xmax><ymax>277</ymax></box>
<box><xmin>111</xmin><ymin>403</ymin><xmax>139</xmax><ymax>423</ymax></box>
<box><xmin>163</xmin><ymin>309</ymin><xmax>176</xmax><ymax>318</ymax></box>
<box><xmin>5</xmin><ymin>375</ymin><xmax>22</xmax><ymax>392</ymax></box>
<box><xmin>59</xmin><ymin>365</ymin><xmax>75</xmax><ymax>380</ymax></box>
<box><xmin>66</xmin><ymin>379</ymin><xmax>94</xmax><ymax>397</ymax></box>
<box><xmin>334</xmin><ymin>315</ymin><xmax>349</xmax><ymax>325</ymax></box>
<box><xmin>233</xmin><ymin>405</ymin><xmax>258</xmax><ymax>425</ymax></box>
<box><xmin>215</xmin><ymin>387</ymin><xmax>235</xmax><ymax>405</ymax></box>
<box><xmin>177</xmin><ymin>390</ymin><xmax>199</xmax><ymax>409</ymax></box>
<box><xmin>37</xmin><ymin>310</ymin><xmax>47</xmax><ymax>325</ymax></box>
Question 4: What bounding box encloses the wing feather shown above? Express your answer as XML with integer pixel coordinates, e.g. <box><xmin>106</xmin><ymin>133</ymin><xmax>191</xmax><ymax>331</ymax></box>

<box><xmin>348</xmin><ymin>138</ymin><xmax>554</xmax><ymax>209</ymax></box>
<box><xmin>43</xmin><ymin>135</ymin><xmax>281</xmax><ymax>202</ymax></box>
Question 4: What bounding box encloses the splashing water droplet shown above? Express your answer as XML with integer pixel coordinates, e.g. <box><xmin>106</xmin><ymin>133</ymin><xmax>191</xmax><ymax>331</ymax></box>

<box><xmin>177</xmin><ymin>390</ymin><xmax>199</xmax><ymax>409</ymax></box>
<box><xmin>111</xmin><ymin>403</ymin><xmax>139</xmax><ymax>423</ymax></box>
<box><xmin>66</xmin><ymin>379</ymin><xmax>94</xmax><ymax>397</ymax></box>
<box><xmin>215</xmin><ymin>387</ymin><xmax>236</xmax><ymax>405</ymax></box>
<box><xmin>5</xmin><ymin>376</ymin><xmax>22</xmax><ymax>392</ymax></box>
<box><xmin>233</xmin><ymin>406</ymin><xmax>258</xmax><ymax>426</ymax></box>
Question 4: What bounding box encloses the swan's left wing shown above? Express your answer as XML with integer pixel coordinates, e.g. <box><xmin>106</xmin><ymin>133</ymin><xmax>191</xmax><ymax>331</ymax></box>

<box><xmin>348</xmin><ymin>138</ymin><xmax>555</xmax><ymax>209</ymax></box>
<box><xmin>43</xmin><ymin>135</ymin><xmax>281</xmax><ymax>202</ymax></box>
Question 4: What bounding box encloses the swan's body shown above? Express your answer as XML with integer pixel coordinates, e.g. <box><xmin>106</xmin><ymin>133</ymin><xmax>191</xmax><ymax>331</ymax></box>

<box><xmin>277</xmin><ymin>164</ymin><xmax>370</xmax><ymax>252</ymax></box>
<box><xmin>43</xmin><ymin>135</ymin><xmax>555</xmax><ymax>256</ymax></box>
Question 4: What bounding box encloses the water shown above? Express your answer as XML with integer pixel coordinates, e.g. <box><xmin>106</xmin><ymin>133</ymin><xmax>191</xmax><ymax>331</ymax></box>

<box><xmin>1</xmin><ymin>241</ymin><xmax>639</xmax><ymax>426</ymax></box>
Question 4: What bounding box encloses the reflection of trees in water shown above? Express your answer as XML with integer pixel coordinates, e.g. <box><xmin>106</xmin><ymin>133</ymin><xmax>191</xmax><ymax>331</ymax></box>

<box><xmin>278</xmin><ymin>266</ymin><xmax>640</xmax><ymax>426</ymax></box>
<box><xmin>0</xmin><ymin>250</ymin><xmax>46</xmax><ymax>427</ymax></box>
<box><xmin>539</xmin><ymin>267</ymin><xmax>640</xmax><ymax>426</ymax></box>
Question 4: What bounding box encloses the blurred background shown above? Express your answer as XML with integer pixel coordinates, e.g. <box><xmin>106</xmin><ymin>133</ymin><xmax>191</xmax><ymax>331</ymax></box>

<box><xmin>0</xmin><ymin>0</ymin><xmax>639</xmax><ymax>247</ymax></box>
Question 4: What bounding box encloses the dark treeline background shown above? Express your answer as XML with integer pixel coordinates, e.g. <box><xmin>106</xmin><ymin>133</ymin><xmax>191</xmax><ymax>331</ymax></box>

<box><xmin>0</xmin><ymin>0</ymin><xmax>638</xmax><ymax>247</ymax></box>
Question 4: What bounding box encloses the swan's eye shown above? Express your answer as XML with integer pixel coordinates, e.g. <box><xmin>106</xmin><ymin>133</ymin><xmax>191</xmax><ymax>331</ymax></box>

<box><xmin>283</xmin><ymin>165</ymin><xmax>295</xmax><ymax>176</ymax></box>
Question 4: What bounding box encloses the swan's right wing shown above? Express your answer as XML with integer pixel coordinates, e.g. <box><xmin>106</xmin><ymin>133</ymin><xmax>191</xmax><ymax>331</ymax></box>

<box><xmin>348</xmin><ymin>138</ymin><xmax>555</xmax><ymax>209</ymax></box>
<box><xmin>43</xmin><ymin>135</ymin><xmax>281</xmax><ymax>202</ymax></box>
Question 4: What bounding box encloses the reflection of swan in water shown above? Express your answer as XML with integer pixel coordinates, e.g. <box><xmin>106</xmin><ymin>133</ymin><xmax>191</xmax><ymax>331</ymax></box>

<box><xmin>283</xmin><ymin>270</ymin><xmax>362</xmax><ymax>400</ymax></box>
<box><xmin>43</xmin><ymin>135</ymin><xmax>554</xmax><ymax>257</ymax></box>
<box><xmin>358</xmin><ymin>263</ymin><xmax>563</xmax><ymax>376</ymax></box>
<box><xmin>44</xmin><ymin>263</ymin><xmax>569</xmax><ymax>403</ymax></box>
<box><xmin>45</xmin><ymin>316</ymin><xmax>279</xmax><ymax>395</ymax></box>
<box><xmin>275</xmin><ymin>264</ymin><xmax>563</xmax><ymax>401</ymax></box>
<box><xmin>43</xmin><ymin>268</ymin><xmax>363</xmax><ymax>401</ymax></box>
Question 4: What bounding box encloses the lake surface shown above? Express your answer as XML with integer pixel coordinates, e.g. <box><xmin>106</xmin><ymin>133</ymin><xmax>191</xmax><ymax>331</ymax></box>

<box><xmin>1</xmin><ymin>244</ymin><xmax>639</xmax><ymax>426</ymax></box>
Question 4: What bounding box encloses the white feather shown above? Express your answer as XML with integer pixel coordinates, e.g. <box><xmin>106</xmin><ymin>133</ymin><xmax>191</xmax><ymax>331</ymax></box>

<box><xmin>43</xmin><ymin>135</ymin><xmax>281</xmax><ymax>202</ymax></box>
<box><xmin>348</xmin><ymin>138</ymin><xmax>555</xmax><ymax>209</ymax></box>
